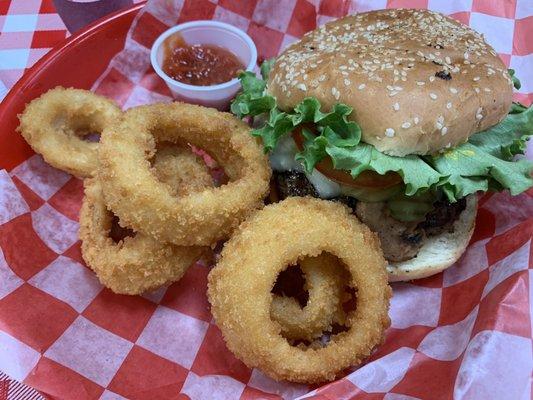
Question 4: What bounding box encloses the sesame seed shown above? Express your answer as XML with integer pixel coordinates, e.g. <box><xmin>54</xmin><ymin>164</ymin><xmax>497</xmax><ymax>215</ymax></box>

<box><xmin>445</xmin><ymin>56</ymin><xmax>451</xmax><ymax>64</ymax></box>
<box><xmin>344</xmin><ymin>79</ymin><xmax>351</xmax><ymax>86</ymax></box>
<box><xmin>473</xmin><ymin>76</ymin><xmax>480</xmax><ymax>81</ymax></box>
<box><xmin>416</xmin><ymin>81</ymin><xmax>425</xmax><ymax>86</ymax></box>
<box><xmin>477</xmin><ymin>107</ymin><xmax>483</xmax><ymax>114</ymax></box>
<box><xmin>474</xmin><ymin>87</ymin><xmax>480</xmax><ymax>93</ymax></box>
<box><xmin>319</xmin><ymin>75</ymin><xmax>326</xmax><ymax>82</ymax></box>
<box><xmin>414</xmin><ymin>117</ymin><xmax>420</xmax><ymax>125</ymax></box>
<box><xmin>393</xmin><ymin>102</ymin><xmax>400</xmax><ymax>111</ymax></box>
<box><xmin>476</xmin><ymin>114</ymin><xmax>483</xmax><ymax>120</ymax></box>
<box><xmin>389</xmin><ymin>91</ymin><xmax>399</xmax><ymax>97</ymax></box>
<box><xmin>464</xmin><ymin>52</ymin><xmax>469</xmax><ymax>59</ymax></box>
<box><xmin>358</xmin><ymin>83</ymin><xmax>366</xmax><ymax>90</ymax></box>
<box><xmin>446</xmin><ymin>102</ymin><xmax>452</xmax><ymax>109</ymax></box>
<box><xmin>296</xmin><ymin>83</ymin><xmax>307</xmax><ymax>91</ymax></box>
<box><xmin>450</xmin><ymin>87</ymin><xmax>458</xmax><ymax>94</ymax></box>
<box><xmin>484</xmin><ymin>88</ymin><xmax>491</xmax><ymax>92</ymax></box>
<box><xmin>437</xmin><ymin>115</ymin><xmax>444</xmax><ymax>124</ymax></box>
<box><xmin>429</xmin><ymin>76</ymin><xmax>436</xmax><ymax>82</ymax></box>
<box><xmin>441</xmin><ymin>127</ymin><xmax>448</xmax><ymax>135</ymax></box>
<box><xmin>429</xmin><ymin>93</ymin><xmax>437</xmax><ymax>100</ymax></box>
<box><xmin>446</xmin><ymin>142</ymin><xmax>452</xmax><ymax>148</ymax></box>
<box><xmin>385</xmin><ymin>128</ymin><xmax>395</xmax><ymax>137</ymax></box>
<box><xmin>402</xmin><ymin>122</ymin><xmax>411</xmax><ymax>129</ymax></box>
<box><xmin>436</xmin><ymin>121</ymin><xmax>443</xmax><ymax>130</ymax></box>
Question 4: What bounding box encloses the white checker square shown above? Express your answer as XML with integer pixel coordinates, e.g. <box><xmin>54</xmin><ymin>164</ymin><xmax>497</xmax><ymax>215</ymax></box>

<box><xmin>31</xmin><ymin>203</ymin><xmax>79</xmax><ymax>254</ymax></box>
<box><xmin>280</xmin><ymin>34</ymin><xmax>299</xmax><ymax>52</ymax></box>
<box><xmin>0</xmin><ymin>169</ymin><xmax>29</xmax><ymax>226</ymax></box>
<box><xmin>248</xmin><ymin>369</ymin><xmax>309</xmax><ymax>399</ymax></box>
<box><xmin>384</xmin><ymin>394</ymin><xmax>422</xmax><ymax>400</ymax></box>
<box><xmin>0</xmin><ymin>247</ymin><xmax>24</xmax><ymax>300</ymax></box>
<box><xmin>11</xmin><ymin>155</ymin><xmax>71</xmax><ymax>200</ymax></box>
<box><xmin>516</xmin><ymin>0</ymin><xmax>533</xmax><ymax>19</ymax></box>
<box><xmin>253</xmin><ymin>0</ymin><xmax>296</xmax><ymax>32</ymax></box>
<box><xmin>483</xmin><ymin>192</ymin><xmax>533</xmax><ymax>235</ymax></box>
<box><xmin>443</xmin><ymin>239</ymin><xmax>489</xmax><ymax>287</ymax></box>
<box><xmin>0</xmin><ymin>330</ymin><xmax>41</xmax><ymax>381</ymax></box>
<box><xmin>136</xmin><ymin>306</ymin><xmax>208</xmax><ymax>369</ymax></box>
<box><xmin>348</xmin><ymin>0</ymin><xmax>387</xmax><ymax>13</ymax></box>
<box><xmin>99</xmin><ymin>390</ymin><xmax>128</xmax><ymax>400</ymax></box>
<box><xmin>510</xmin><ymin>54</ymin><xmax>533</xmax><ymax>93</ymax></box>
<box><xmin>29</xmin><ymin>256</ymin><xmax>102</xmax><ymax>313</ymax></box>
<box><xmin>389</xmin><ymin>282</ymin><xmax>442</xmax><ymax>329</ymax></box>
<box><xmin>348</xmin><ymin>347</ymin><xmax>416</xmax><ymax>393</ymax></box>
<box><xmin>0</xmin><ymin>79</ymin><xmax>8</xmax><ymax>100</ymax></box>
<box><xmin>482</xmin><ymin>240</ymin><xmax>530</xmax><ymax>299</ymax></box>
<box><xmin>454</xmin><ymin>331</ymin><xmax>532</xmax><ymax>400</ymax></box>
<box><xmin>107</xmin><ymin>40</ymin><xmax>151</xmax><ymax>86</ymax></box>
<box><xmin>142</xmin><ymin>286</ymin><xmax>168</xmax><ymax>304</ymax></box>
<box><xmin>214</xmin><ymin>6</ymin><xmax>250</xmax><ymax>31</ymax></box>
<box><xmin>122</xmin><ymin>85</ymin><xmax>171</xmax><ymax>110</ymax></box>
<box><xmin>181</xmin><ymin>372</ymin><xmax>245</xmax><ymax>400</ymax></box>
<box><xmin>145</xmin><ymin>0</ymin><xmax>184</xmax><ymax>27</ymax></box>
<box><xmin>469</xmin><ymin>12</ymin><xmax>514</xmax><ymax>54</ymax></box>
<box><xmin>45</xmin><ymin>316</ymin><xmax>133</xmax><ymax>387</ymax></box>
<box><xmin>2</xmin><ymin>14</ymin><xmax>38</xmax><ymax>33</ymax></box>
<box><xmin>317</xmin><ymin>15</ymin><xmax>336</xmax><ymax>26</ymax></box>
<box><xmin>418</xmin><ymin>306</ymin><xmax>478</xmax><ymax>361</ymax></box>
<box><xmin>427</xmin><ymin>0</ymin><xmax>473</xmax><ymax>15</ymax></box>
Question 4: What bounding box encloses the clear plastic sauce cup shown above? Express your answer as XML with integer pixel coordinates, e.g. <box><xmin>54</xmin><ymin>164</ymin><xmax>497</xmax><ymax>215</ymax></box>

<box><xmin>150</xmin><ymin>20</ymin><xmax>257</xmax><ymax>110</ymax></box>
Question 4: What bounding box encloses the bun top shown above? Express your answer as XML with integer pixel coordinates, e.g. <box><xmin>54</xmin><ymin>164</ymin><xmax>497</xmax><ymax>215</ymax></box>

<box><xmin>267</xmin><ymin>9</ymin><xmax>513</xmax><ymax>156</ymax></box>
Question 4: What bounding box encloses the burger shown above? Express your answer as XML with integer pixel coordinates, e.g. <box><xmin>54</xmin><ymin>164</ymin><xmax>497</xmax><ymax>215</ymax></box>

<box><xmin>231</xmin><ymin>9</ymin><xmax>533</xmax><ymax>281</ymax></box>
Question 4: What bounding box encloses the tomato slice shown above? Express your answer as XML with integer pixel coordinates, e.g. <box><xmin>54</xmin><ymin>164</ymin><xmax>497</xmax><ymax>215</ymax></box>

<box><xmin>293</xmin><ymin>127</ymin><xmax>402</xmax><ymax>189</ymax></box>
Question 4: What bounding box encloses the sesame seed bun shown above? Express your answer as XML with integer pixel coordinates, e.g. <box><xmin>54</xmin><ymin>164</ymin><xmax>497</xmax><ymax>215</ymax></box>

<box><xmin>267</xmin><ymin>9</ymin><xmax>513</xmax><ymax>156</ymax></box>
<box><xmin>387</xmin><ymin>195</ymin><xmax>477</xmax><ymax>282</ymax></box>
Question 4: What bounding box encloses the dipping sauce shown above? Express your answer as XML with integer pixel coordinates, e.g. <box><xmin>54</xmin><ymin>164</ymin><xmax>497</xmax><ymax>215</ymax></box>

<box><xmin>162</xmin><ymin>33</ymin><xmax>245</xmax><ymax>86</ymax></box>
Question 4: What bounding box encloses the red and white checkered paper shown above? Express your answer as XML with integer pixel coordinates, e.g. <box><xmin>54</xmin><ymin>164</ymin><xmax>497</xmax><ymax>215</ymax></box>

<box><xmin>1</xmin><ymin>1</ymin><xmax>533</xmax><ymax>399</ymax></box>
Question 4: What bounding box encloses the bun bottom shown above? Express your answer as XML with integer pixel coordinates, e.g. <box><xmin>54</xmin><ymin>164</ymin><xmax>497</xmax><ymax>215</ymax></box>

<box><xmin>387</xmin><ymin>195</ymin><xmax>477</xmax><ymax>282</ymax></box>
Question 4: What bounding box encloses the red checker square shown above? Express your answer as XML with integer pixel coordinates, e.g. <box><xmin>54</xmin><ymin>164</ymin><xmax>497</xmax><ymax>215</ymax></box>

<box><xmin>39</xmin><ymin>0</ymin><xmax>56</xmax><ymax>14</ymax></box>
<box><xmin>513</xmin><ymin>17</ymin><xmax>533</xmax><ymax>56</ymax></box>
<box><xmin>477</xmin><ymin>192</ymin><xmax>494</xmax><ymax>207</ymax></box>
<box><xmin>409</xmin><ymin>272</ymin><xmax>443</xmax><ymax>289</ymax></box>
<box><xmin>319</xmin><ymin>0</ymin><xmax>348</xmax><ymax>17</ymax></box>
<box><xmin>498</xmin><ymin>53</ymin><xmax>511</xmax><ymax>67</ymax></box>
<box><xmin>108</xmin><ymin>345</ymin><xmax>188</xmax><ymax>400</ymax></box>
<box><xmin>473</xmin><ymin>271</ymin><xmax>530</xmax><ymax>339</ymax></box>
<box><xmin>247</xmin><ymin>22</ymin><xmax>284</xmax><ymax>62</ymax></box>
<box><xmin>63</xmin><ymin>240</ymin><xmax>85</xmax><ymax>266</ymax></box>
<box><xmin>48</xmin><ymin>177</ymin><xmax>84</xmax><ymax>222</ymax></box>
<box><xmin>0</xmin><ymin>1</ymin><xmax>10</xmax><ymax>14</ymax></box>
<box><xmin>31</xmin><ymin>30</ymin><xmax>67</xmax><ymax>49</ymax></box>
<box><xmin>0</xmin><ymin>214</ymin><xmax>58</xmax><ymax>280</ymax></box>
<box><xmin>177</xmin><ymin>0</ymin><xmax>217</xmax><ymax>24</ymax></box>
<box><xmin>438</xmin><ymin>270</ymin><xmax>488</xmax><ymax>326</ymax></box>
<box><xmin>83</xmin><ymin>289</ymin><xmax>157</xmax><ymax>342</ymax></box>
<box><xmin>370</xmin><ymin>325</ymin><xmax>433</xmax><ymax>361</ymax></box>
<box><xmin>219</xmin><ymin>0</ymin><xmax>259</xmax><ymax>19</ymax></box>
<box><xmin>472</xmin><ymin>0</ymin><xmax>516</xmax><ymax>19</ymax></box>
<box><xmin>24</xmin><ymin>357</ymin><xmax>104</xmax><ymax>400</ymax></box>
<box><xmin>486</xmin><ymin>220</ymin><xmax>533</xmax><ymax>266</ymax></box>
<box><xmin>0</xmin><ymin>284</ymin><xmax>77</xmax><ymax>352</ymax></box>
<box><xmin>11</xmin><ymin>176</ymin><xmax>44</xmax><ymax>211</ymax></box>
<box><xmin>470</xmin><ymin>207</ymin><xmax>496</xmax><ymax>243</ymax></box>
<box><xmin>192</xmin><ymin>324</ymin><xmax>251</xmax><ymax>383</ymax></box>
<box><xmin>6</xmin><ymin>0</ymin><xmax>41</xmax><ymax>14</ymax></box>
<box><xmin>139</xmin><ymin>71</ymin><xmax>173</xmax><ymax>97</ymax></box>
<box><xmin>513</xmin><ymin>92</ymin><xmax>532</xmax><ymax>106</ymax></box>
<box><xmin>392</xmin><ymin>352</ymin><xmax>462</xmax><ymax>399</ymax></box>
<box><xmin>160</xmin><ymin>263</ymin><xmax>211</xmax><ymax>322</ymax></box>
<box><xmin>449</xmin><ymin>12</ymin><xmax>470</xmax><ymax>26</ymax></box>
<box><xmin>131</xmin><ymin>12</ymin><xmax>169</xmax><ymax>49</ymax></box>
<box><xmin>387</xmin><ymin>0</ymin><xmax>428</xmax><ymax>9</ymax></box>
<box><xmin>287</xmin><ymin>0</ymin><xmax>316</xmax><ymax>38</ymax></box>
<box><xmin>93</xmin><ymin>68</ymin><xmax>135</xmax><ymax>108</ymax></box>
<box><xmin>240</xmin><ymin>387</ymin><xmax>281</xmax><ymax>399</ymax></box>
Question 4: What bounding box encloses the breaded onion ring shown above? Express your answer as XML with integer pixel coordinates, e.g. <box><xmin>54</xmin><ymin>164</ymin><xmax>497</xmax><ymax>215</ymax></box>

<box><xmin>80</xmin><ymin>147</ymin><xmax>211</xmax><ymax>295</ymax></box>
<box><xmin>270</xmin><ymin>253</ymin><xmax>345</xmax><ymax>341</ymax></box>
<box><xmin>98</xmin><ymin>103</ymin><xmax>271</xmax><ymax>246</ymax></box>
<box><xmin>208</xmin><ymin>197</ymin><xmax>391</xmax><ymax>383</ymax></box>
<box><xmin>18</xmin><ymin>87</ymin><xmax>121</xmax><ymax>178</ymax></box>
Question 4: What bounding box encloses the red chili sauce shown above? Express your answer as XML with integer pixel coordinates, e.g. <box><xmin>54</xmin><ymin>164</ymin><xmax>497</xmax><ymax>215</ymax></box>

<box><xmin>162</xmin><ymin>33</ymin><xmax>245</xmax><ymax>86</ymax></box>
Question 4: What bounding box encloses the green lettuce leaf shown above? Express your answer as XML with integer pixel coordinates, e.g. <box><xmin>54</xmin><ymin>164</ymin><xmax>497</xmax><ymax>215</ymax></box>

<box><xmin>231</xmin><ymin>63</ymin><xmax>533</xmax><ymax>202</ymax></box>
<box><xmin>509</xmin><ymin>69</ymin><xmax>521</xmax><ymax>90</ymax></box>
